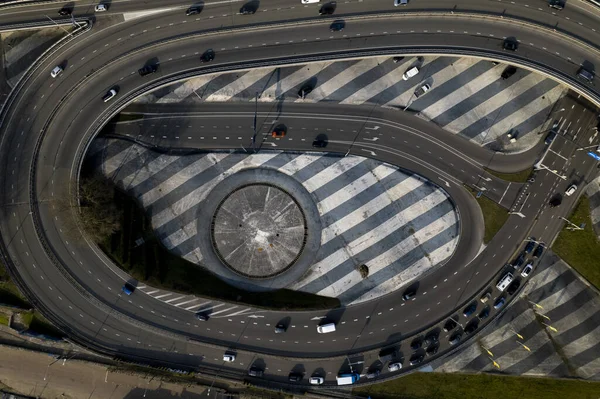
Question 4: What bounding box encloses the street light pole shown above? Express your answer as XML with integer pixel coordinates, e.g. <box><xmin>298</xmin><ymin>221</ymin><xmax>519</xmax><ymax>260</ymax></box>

<box><xmin>560</xmin><ymin>216</ymin><xmax>584</xmax><ymax>231</ymax></box>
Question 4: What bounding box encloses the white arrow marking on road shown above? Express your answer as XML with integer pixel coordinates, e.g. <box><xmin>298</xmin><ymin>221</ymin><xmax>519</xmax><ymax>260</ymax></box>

<box><xmin>310</xmin><ymin>316</ymin><xmax>327</xmax><ymax>320</ymax></box>
<box><xmin>266</xmin><ymin>142</ymin><xmax>278</xmax><ymax>147</ymax></box>
<box><xmin>361</xmin><ymin>149</ymin><xmax>376</xmax><ymax>156</ymax></box>
<box><xmin>478</xmin><ymin>175</ymin><xmax>492</xmax><ymax>182</ymax></box>
<box><xmin>473</xmin><ymin>185</ymin><xmax>487</xmax><ymax>191</ymax></box>
<box><xmin>438</xmin><ymin>177</ymin><xmax>451</xmax><ymax>188</ymax></box>
<box><xmin>365</xmin><ymin>126</ymin><xmax>380</xmax><ymax>130</ymax></box>
<box><xmin>363</xmin><ymin>137</ymin><xmax>379</xmax><ymax>141</ymax></box>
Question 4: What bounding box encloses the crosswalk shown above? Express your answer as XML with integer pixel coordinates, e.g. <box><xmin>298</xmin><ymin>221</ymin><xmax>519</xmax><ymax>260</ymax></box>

<box><xmin>91</xmin><ymin>138</ymin><xmax>458</xmax><ymax>305</ymax></box>
<box><xmin>136</xmin><ymin>56</ymin><xmax>567</xmax><ymax>150</ymax></box>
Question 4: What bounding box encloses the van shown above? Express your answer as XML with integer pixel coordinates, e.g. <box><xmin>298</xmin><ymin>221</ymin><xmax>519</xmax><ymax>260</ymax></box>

<box><xmin>577</xmin><ymin>67</ymin><xmax>595</xmax><ymax>82</ymax></box>
<box><xmin>402</xmin><ymin>66</ymin><xmax>419</xmax><ymax>81</ymax></box>
<box><xmin>317</xmin><ymin>322</ymin><xmax>336</xmax><ymax>334</ymax></box>
<box><xmin>496</xmin><ymin>272</ymin><xmax>514</xmax><ymax>292</ymax></box>
<box><xmin>336</xmin><ymin>373</ymin><xmax>359</xmax><ymax>385</ymax></box>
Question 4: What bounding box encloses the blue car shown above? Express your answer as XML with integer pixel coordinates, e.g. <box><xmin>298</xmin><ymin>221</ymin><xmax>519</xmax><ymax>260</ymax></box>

<box><xmin>524</xmin><ymin>240</ymin><xmax>536</xmax><ymax>253</ymax></box>
<box><xmin>494</xmin><ymin>296</ymin><xmax>506</xmax><ymax>310</ymax></box>
<box><xmin>463</xmin><ymin>301</ymin><xmax>478</xmax><ymax>317</ymax></box>
<box><xmin>122</xmin><ymin>283</ymin><xmax>134</xmax><ymax>295</ymax></box>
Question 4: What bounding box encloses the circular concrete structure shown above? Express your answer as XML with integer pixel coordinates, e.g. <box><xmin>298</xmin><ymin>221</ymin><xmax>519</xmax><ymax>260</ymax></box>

<box><xmin>211</xmin><ymin>184</ymin><xmax>307</xmax><ymax>278</ymax></box>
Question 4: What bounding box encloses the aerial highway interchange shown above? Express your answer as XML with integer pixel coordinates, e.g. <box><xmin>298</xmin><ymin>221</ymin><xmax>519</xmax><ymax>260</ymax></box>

<box><xmin>0</xmin><ymin>0</ymin><xmax>599</xmax><ymax>391</ymax></box>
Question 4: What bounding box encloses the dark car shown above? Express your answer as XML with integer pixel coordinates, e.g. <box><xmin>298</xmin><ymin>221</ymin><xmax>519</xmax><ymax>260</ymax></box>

<box><xmin>545</xmin><ymin>130</ymin><xmax>557</xmax><ymax>145</ymax></box>
<box><xmin>425</xmin><ymin>343</ymin><xmax>439</xmax><ymax>356</ymax></box>
<box><xmin>463</xmin><ymin>301</ymin><xmax>478</xmax><ymax>318</ymax></box>
<box><xmin>186</xmin><ymin>7</ymin><xmax>201</xmax><ymax>15</ymax></box>
<box><xmin>478</xmin><ymin>305</ymin><xmax>490</xmax><ymax>320</ymax></box>
<box><xmin>577</xmin><ymin>67</ymin><xmax>595</xmax><ymax>83</ymax></box>
<box><xmin>240</xmin><ymin>4</ymin><xmax>255</xmax><ymax>14</ymax></box>
<box><xmin>288</xmin><ymin>373</ymin><xmax>303</xmax><ymax>382</ymax></box>
<box><xmin>298</xmin><ymin>85</ymin><xmax>313</xmax><ymax>99</ymax></box>
<box><xmin>533</xmin><ymin>244</ymin><xmax>545</xmax><ymax>259</ymax></box>
<box><xmin>393</xmin><ymin>56</ymin><xmax>404</xmax><ymax>63</ymax></box>
<box><xmin>549</xmin><ymin>195</ymin><xmax>562</xmax><ymax>207</ymax></box>
<box><xmin>312</xmin><ymin>139</ymin><xmax>327</xmax><ymax>148</ymax></box>
<box><xmin>319</xmin><ymin>4</ymin><xmax>335</xmax><ymax>15</ymax></box>
<box><xmin>330</xmin><ymin>20</ymin><xmax>345</xmax><ymax>32</ymax></box>
<box><xmin>409</xmin><ymin>353</ymin><xmax>425</xmax><ymax>366</ymax></box>
<box><xmin>138</xmin><ymin>65</ymin><xmax>158</xmax><ymax>77</ymax></box>
<box><xmin>507</xmin><ymin>279</ymin><xmax>521</xmax><ymax>295</ymax></box>
<box><xmin>524</xmin><ymin>239</ymin><xmax>536</xmax><ymax>253</ymax></box>
<box><xmin>493</xmin><ymin>296</ymin><xmax>506</xmax><ymax>310</ymax></box>
<box><xmin>503</xmin><ymin>38</ymin><xmax>519</xmax><ymax>51</ymax></box>
<box><xmin>275</xmin><ymin>323</ymin><xmax>287</xmax><ymax>333</ymax></box>
<box><xmin>366</xmin><ymin>369</ymin><xmax>381</xmax><ymax>379</ymax></box>
<box><xmin>443</xmin><ymin>318</ymin><xmax>458</xmax><ymax>332</ymax></box>
<box><xmin>195</xmin><ymin>312</ymin><xmax>208</xmax><ymax>321</ymax></box>
<box><xmin>248</xmin><ymin>368</ymin><xmax>264</xmax><ymax>377</ymax></box>
<box><xmin>410</xmin><ymin>336</ymin><xmax>423</xmax><ymax>351</ymax></box>
<box><xmin>501</xmin><ymin>66</ymin><xmax>517</xmax><ymax>80</ymax></box>
<box><xmin>464</xmin><ymin>319</ymin><xmax>479</xmax><ymax>334</ymax></box>
<box><xmin>58</xmin><ymin>6</ymin><xmax>72</xmax><ymax>16</ymax></box>
<box><xmin>200</xmin><ymin>49</ymin><xmax>215</xmax><ymax>62</ymax></box>
<box><xmin>449</xmin><ymin>330</ymin><xmax>462</xmax><ymax>345</ymax></box>
<box><xmin>513</xmin><ymin>252</ymin><xmax>526</xmax><ymax>269</ymax></box>
<box><xmin>402</xmin><ymin>288</ymin><xmax>417</xmax><ymax>301</ymax></box>
<box><xmin>378</xmin><ymin>347</ymin><xmax>397</xmax><ymax>363</ymax></box>
<box><xmin>424</xmin><ymin>330</ymin><xmax>439</xmax><ymax>346</ymax></box>
<box><xmin>548</xmin><ymin>0</ymin><xmax>564</xmax><ymax>10</ymax></box>
<box><xmin>122</xmin><ymin>283</ymin><xmax>135</xmax><ymax>295</ymax></box>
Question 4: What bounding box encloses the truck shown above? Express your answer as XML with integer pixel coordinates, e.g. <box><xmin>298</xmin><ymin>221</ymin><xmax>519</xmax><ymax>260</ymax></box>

<box><xmin>336</xmin><ymin>373</ymin><xmax>360</xmax><ymax>385</ymax></box>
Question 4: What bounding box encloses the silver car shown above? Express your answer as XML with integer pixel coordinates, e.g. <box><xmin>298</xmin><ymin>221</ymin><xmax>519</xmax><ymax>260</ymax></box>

<box><xmin>388</xmin><ymin>362</ymin><xmax>402</xmax><ymax>372</ymax></box>
<box><xmin>394</xmin><ymin>0</ymin><xmax>408</xmax><ymax>5</ymax></box>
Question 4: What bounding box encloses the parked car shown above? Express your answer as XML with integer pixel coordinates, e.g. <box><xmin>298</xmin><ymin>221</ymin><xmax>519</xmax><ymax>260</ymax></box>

<box><xmin>410</xmin><ymin>336</ymin><xmax>423</xmax><ymax>350</ymax></box>
<box><xmin>513</xmin><ymin>252</ymin><xmax>526</xmax><ymax>269</ymax></box>
<box><xmin>463</xmin><ymin>301</ymin><xmax>478</xmax><ymax>318</ymax></box>
<box><xmin>507</xmin><ymin>279</ymin><xmax>521</xmax><ymax>295</ymax></box>
<box><xmin>443</xmin><ymin>318</ymin><xmax>458</xmax><ymax>332</ymax></box>
<box><xmin>565</xmin><ymin>184</ymin><xmax>577</xmax><ymax>196</ymax></box>
<box><xmin>533</xmin><ymin>244</ymin><xmax>545</xmax><ymax>259</ymax></box>
<box><xmin>223</xmin><ymin>353</ymin><xmax>236</xmax><ymax>362</ymax></box>
<box><xmin>298</xmin><ymin>85</ymin><xmax>313</xmax><ymax>99</ymax></box>
<box><xmin>480</xmin><ymin>288</ymin><xmax>492</xmax><ymax>303</ymax></box>
<box><xmin>248</xmin><ymin>368</ymin><xmax>264</xmax><ymax>377</ymax></box>
<box><xmin>425</xmin><ymin>343</ymin><xmax>439</xmax><ymax>356</ymax></box>
<box><xmin>95</xmin><ymin>3</ymin><xmax>107</xmax><ymax>12</ymax></box>
<box><xmin>524</xmin><ymin>239</ymin><xmax>536</xmax><ymax>253</ymax></box>
<box><xmin>378</xmin><ymin>347</ymin><xmax>397</xmax><ymax>363</ymax></box>
<box><xmin>449</xmin><ymin>330</ymin><xmax>462</xmax><ymax>345</ymax></box>
<box><xmin>478</xmin><ymin>305</ymin><xmax>490</xmax><ymax>320</ymax></box>
<box><xmin>366</xmin><ymin>369</ymin><xmax>381</xmax><ymax>379</ymax></box>
<box><xmin>288</xmin><ymin>373</ymin><xmax>303</xmax><ymax>382</ymax></box>
<box><xmin>388</xmin><ymin>362</ymin><xmax>402</xmax><ymax>372</ymax></box>
<box><xmin>309</xmin><ymin>376</ymin><xmax>324</xmax><ymax>385</ymax></box>
<box><xmin>464</xmin><ymin>319</ymin><xmax>479</xmax><ymax>334</ymax></box>
<box><xmin>521</xmin><ymin>263</ymin><xmax>534</xmax><ymax>278</ymax></box>
<box><xmin>393</xmin><ymin>56</ymin><xmax>404</xmax><ymax>63</ymax></box>
<box><xmin>414</xmin><ymin>83</ymin><xmax>431</xmax><ymax>98</ymax></box>
<box><xmin>196</xmin><ymin>312</ymin><xmax>208</xmax><ymax>321</ymax></box>
<box><xmin>545</xmin><ymin>130</ymin><xmax>557</xmax><ymax>145</ymax></box>
<box><xmin>402</xmin><ymin>66</ymin><xmax>419</xmax><ymax>80</ymax></box>
<box><xmin>409</xmin><ymin>353</ymin><xmax>425</xmax><ymax>366</ymax></box>
<box><xmin>312</xmin><ymin>139</ymin><xmax>327</xmax><ymax>148</ymax></box>
<box><xmin>493</xmin><ymin>296</ymin><xmax>506</xmax><ymax>310</ymax></box>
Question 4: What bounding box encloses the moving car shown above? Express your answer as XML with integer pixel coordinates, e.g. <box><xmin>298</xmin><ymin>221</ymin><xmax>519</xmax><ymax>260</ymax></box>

<box><xmin>95</xmin><ymin>3</ymin><xmax>107</xmax><ymax>12</ymax></box>
<box><xmin>223</xmin><ymin>353</ymin><xmax>236</xmax><ymax>362</ymax></box>
<box><xmin>424</xmin><ymin>330</ymin><xmax>439</xmax><ymax>346</ymax></box>
<box><xmin>503</xmin><ymin>38</ymin><xmax>519</xmax><ymax>51</ymax></box>
<box><xmin>533</xmin><ymin>244</ymin><xmax>545</xmax><ymax>259</ymax></box>
<box><xmin>388</xmin><ymin>362</ymin><xmax>402</xmax><ymax>372</ymax></box>
<box><xmin>274</xmin><ymin>323</ymin><xmax>287</xmax><ymax>333</ymax></box>
<box><xmin>507</xmin><ymin>279</ymin><xmax>521</xmax><ymax>295</ymax></box>
<box><xmin>240</xmin><ymin>4</ymin><xmax>256</xmax><ymax>14</ymax></box>
<box><xmin>565</xmin><ymin>184</ymin><xmax>577</xmax><ymax>196</ymax></box>
<box><xmin>200</xmin><ymin>49</ymin><xmax>215</xmax><ymax>62</ymax></box>
<box><xmin>58</xmin><ymin>6</ymin><xmax>72</xmax><ymax>16</ymax></box>
<box><xmin>545</xmin><ymin>130</ymin><xmax>557</xmax><ymax>144</ymax></box>
<box><xmin>186</xmin><ymin>7</ymin><xmax>201</xmax><ymax>15</ymax></box>
<box><xmin>330</xmin><ymin>20</ymin><xmax>345</xmax><ymax>32</ymax></box>
<box><xmin>394</xmin><ymin>0</ymin><xmax>408</xmax><ymax>6</ymax></box>
<box><xmin>121</xmin><ymin>283</ymin><xmax>134</xmax><ymax>295</ymax></box>
<box><xmin>402</xmin><ymin>288</ymin><xmax>417</xmax><ymax>300</ymax></box>
<box><xmin>195</xmin><ymin>312</ymin><xmax>208</xmax><ymax>321</ymax></box>
<box><xmin>312</xmin><ymin>139</ymin><xmax>327</xmax><ymax>148</ymax></box>
<box><xmin>521</xmin><ymin>263</ymin><xmax>534</xmax><ymax>278</ymax></box>
<box><xmin>402</xmin><ymin>66</ymin><xmax>419</xmax><ymax>80</ymax></box>
<box><xmin>409</xmin><ymin>353</ymin><xmax>425</xmax><ymax>366</ymax></box>
<box><xmin>272</xmin><ymin>129</ymin><xmax>286</xmax><ymax>138</ymax></box>
<box><xmin>493</xmin><ymin>296</ymin><xmax>506</xmax><ymax>310</ymax></box>
<box><xmin>317</xmin><ymin>322</ymin><xmax>336</xmax><ymax>333</ymax></box>
<box><xmin>319</xmin><ymin>4</ymin><xmax>334</xmax><ymax>14</ymax></box>
<box><xmin>549</xmin><ymin>195</ymin><xmax>562</xmax><ymax>207</ymax></box>
<box><xmin>443</xmin><ymin>318</ymin><xmax>458</xmax><ymax>332</ymax></box>
<box><xmin>302</xmin><ymin>0</ymin><xmax>321</xmax><ymax>3</ymax></box>
<box><xmin>449</xmin><ymin>331</ymin><xmax>462</xmax><ymax>345</ymax></box>
<box><xmin>501</xmin><ymin>66</ymin><xmax>517</xmax><ymax>80</ymax></box>
<box><xmin>577</xmin><ymin>67</ymin><xmax>595</xmax><ymax>83</ymax></box>
<box><xmin>309</xmin><ymin>376</ymin><xmax>324</xmax><ymax>385</ymax></box>
<box><xmin>138</xmin><ymin>64</ymin><xmax>158</xmax><ymax>77</ymax></box>
<box><xmin>463</xmin><ymin>301</ymin><xmax>478</xmax><ymax>317</ymax></box>
<box><xmin>50</xmin><ymin>66</ymin><xmax>63</xmax><ymax>78</ymax></box>
<box><xmin>548</xmin><ymin>0</ymin><xmax>564</xmax><ymax>10</ymax></box>
<box><xmin>478</xmin><ymin>305</ymin><xmax>490</xmax><ymax>320</ymax></box>
<box><xmin>393</xmin><ymin>56</ymin><xmax>404</xmax><ymax>63</ymax></box>
<box><xmin>102</xmin><ymin>88</ymin><xmax>118</xmax><ymax>103</ymax></box>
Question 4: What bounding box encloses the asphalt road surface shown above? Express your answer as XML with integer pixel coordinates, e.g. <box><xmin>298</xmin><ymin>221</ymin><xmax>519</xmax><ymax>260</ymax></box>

<box><xmin>0</xmin><ymin>0</ymin><xmax>599</xmax><ymax>388</ymax></box>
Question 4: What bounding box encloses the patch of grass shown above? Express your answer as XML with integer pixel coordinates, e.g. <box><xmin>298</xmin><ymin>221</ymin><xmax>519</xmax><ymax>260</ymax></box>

<box><xmin>484</xmin><ymin>167</ymin><xmax>533</xmax><ymax>183</ymax></box>
<box><xmin>354</xmin><ymin>372</ymin><xmax>600</xmax><ymax>399</ymax></box>
<box><xmin>101</xmin><ymin>189</ymin><xmax>340</xmax><ymax>310</ymax></box>
<box><xmin>553</xmin><ymin>196</ymin><xmax>600</xmax><ymax>290</ymax></box>
<box><xmin>468</xmin><ymin>187</ymin><xmax>509</xmax><ymax>243</ymax></box>
<box><xmin>0</xmin><ymin>313</ymin><xmax>9</xmax><ymax>326</ymax></box>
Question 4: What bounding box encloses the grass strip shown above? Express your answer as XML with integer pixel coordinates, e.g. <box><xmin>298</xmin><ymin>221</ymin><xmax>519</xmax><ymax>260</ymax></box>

<box><xmin>553</xmin><ymin>196</ymin><xmax>600</xmax><ymax>290</ymax></box>
<box><xmin>467</xmin><ymin>187</ymin><xmax>509</xmax><ymax>243</ymax></box>
<box><xmin>354</xmin><ymin>372</ymin><xmax>600</xmax><ymax>399</ymax></box>
<box><xmin>0</xmin><ymin>313</ymin><xmax>9</xmax><ymax>326</ymax></box>
<box><xmin>484</xmin><ymin>167</ymin><xmax>533</xmax><ymax>183</ymax></box>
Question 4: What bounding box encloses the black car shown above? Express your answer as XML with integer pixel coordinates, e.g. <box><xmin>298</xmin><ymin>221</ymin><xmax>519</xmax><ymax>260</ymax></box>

<box><xmin>240</xmin><ymin>4</ymin><xmax>255</xmax><ymax>14</ymax></box>
<box><xmin>533</xmin><ymin>244</ymin><xmax>545</xmax><ymax>259</ymax></box>
<box><xmin>524</xmin><ymin>239</ymin><xmax>536</xmax><ymax>253</ymax></box>
<box><xmin>248</xmin><ymin>368</ymin><xmax>264</xmax><ymax>377</ymax></box>
<box><xmin>138</xmin><ymin>65</ymin><xmax>158</xmax><ymax>77</ymax></box>
<box><xmin>443</xmin><ymin>318</ymin><xmax>458</xmax><ymax>332</ymax></box>
<box><xmin>545</xmin><ymin>130</ymin><xmax>557</xmax><ymax>145</ymax></box>
<box><xmin>548</xmin><ymin>0</ymin><xmax>564</xmax><ymax>10</ymax></box>
<box><xmin>507</xmin><ymin>279</ymin><xmax>521</xmax><ymax>295</ymax></box>
<box><xmin>501</xmin><ymin>66</ymin><xmax>517</xmax><ymax>80</ymax></box>
<box><xmin>195</xmin><ymin>313</ymin><xmax>208</xmax><ymax>321</ymax></box>
<box><xmin>463</xmin><ymin>301</ymin><xmax>478</xmax><ymax>318</ymax></box>
<box><xmin>494</xmin><ymin>296</ymin><xmax>506</xmax><ymax>310</ymax></box>
<box><xmin>409</xmin><ymin>353</ymin><xmax>425</xmax><ymax>366</ymax></box>
<box><xmin>330</xmin><ymin>20</ymin><xmax>345</xmax><ymax>32</ymax></box>
<box><xmin>449</xmin><ymin>330</ymin><xmax>462</xmax><ymax>345</ymax></box>
<box><xmin>312</xmin><ymin>139</ymin><xmax>327</xmax><ymax>148</ymax></box>
<box><xmin>58</xmin><ymin>6</ymin><xmax>72</xmax><ymax>16</ymax></box>
<box><xmin>298</xmin><ymin>85</ymin><xmax>313</xmax><ymax>99</ymax></box>
<box><xmin>464</xmin><ymin>319</ymin><xmax>479</xmax><ymax>334</ymax></box>
<box><xmin>424</xmin><ymin>330</ymin><xmax>439</xmax><ymax>346</ymax></box>
<box><xmin>319</xmin><ymin>4</ymin><xmax>335</xmax><ymax>15</ymax></box>
<box><xmin>513</xmin><ymin>252</ymin><xmax>526</xmax><ymax>269</ymax></box>
<box><xmin>549</xmin><ymin>195</ymin><xmax>562</xmax><ymax>207</ymax></box>
<box><xmin>478</xmin><ymin>305</ymin><xmax>490</xmax><ymax>320</ymax></box>
<box><xmin>410</xmin><ymin>336</ymin><xmax>423</xmax><ymax>351</ymax></box>
<box><xmin>200</xmin><ymin>49</ymin><xmax>215</xmax><ymax>62</ymax></box>
<box><xmin>288</xmin><ymin>373</ymin><xmax>303</xmax><ymax>382</ymax></box>
<box><xmin>402</xmin><ymin>288</ymin><xmax>417</xmax><ymax>301</ymax></box>
<box><xmin>425</xmin><ymin>343</ymin><xmax>439</xmax><ymax>356</ymax></box>
<box><xmin>503</xmin><ymin>38</ymin><xmax>519</xmax><ymax>51</ymax></box>
<box><xmin>186</xmin><ymin>7</ymin><xmax>201</xmax><ymax>15</ymax></box>
<box><xmin>274</xmin><ymin>323</ymin><xmax>287</xmax><ymax>333</ymax></box>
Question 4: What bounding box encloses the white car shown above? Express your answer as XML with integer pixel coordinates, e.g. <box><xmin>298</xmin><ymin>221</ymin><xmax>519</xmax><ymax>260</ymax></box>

<box><xmin>102</xmin><ymin>88</ymin><xmax>117</xmax><ymax>103</ymax></box>
<box><xmin>402</xmin><ymin>66</ymin><xmax>419</xmax><ymax>80</ymax></box>
<box><xmin>301</xmin><ymin>0</ymin><xmax>320</xmax><ymax>3</ymax></box>
<box><xmin>388</xmin><ymin>362</ymin><xmax>402</xmax><ymax>372</ymax></box>
<box><xmin>95</xmin><ymin>4</ymin><xmax>107</xmax><ymax>12</ymax></box>
<box><xmin>521</xmin><ymin>263</ymin><xmax>534</xmax><ymax>278</ymax></box>
<box><xmin>222</xmin><ymin>354</ymin><xmax>236</xmax><ymax>362</ymax></box>
<box><xmin>394</xmin><ymin>0</ymin><xmax>408</xmax><ymax>5</ymax></box>
<box><xmin>565</xmin><ymin>184</ymin><xmax>577</xmax><ymax>196</ymax></box>
<box><xmin>309</xmin><ymin>376</ymin><xmax>324</xmax><ymax>385</ymax></box>
<box><xmin>50</xmin><ymin>66</ymin><xmax>63</xmax><ymax>78</ymax></box>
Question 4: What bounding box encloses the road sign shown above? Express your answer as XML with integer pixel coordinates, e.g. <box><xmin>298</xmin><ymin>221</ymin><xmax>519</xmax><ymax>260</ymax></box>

<box><xmin>587</xmin><ymin>151</ymin><xmax>600</xmax><ymax>161</ymax></box>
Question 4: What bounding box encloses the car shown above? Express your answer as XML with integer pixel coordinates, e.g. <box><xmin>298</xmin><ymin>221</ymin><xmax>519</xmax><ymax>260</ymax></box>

<box><xmin>480</xmin><ymin>288</ymin><xmax>492</xmax><ymax>303</ymax></box>
<box><xmin>102</xmin><ymin>88</ymin><xmax>118</xmax><ymax>103</ymax></box>
<box><xmin>549</xmin><ymin>196</ymin><xmax>562</xmax><ymax>207</ymax></box>
<box><xmin>319</xmin><ymin>4</ymin><xmax>334</xmax><ymax>14</ymax></box>
<box><xmin>58</xmin><ymin>7</ymin><xmax>71</xmax><ymax>16</ymax></box>
<box><xmin>503</xmin><ymin>38</ymin><xmax>518</xmax><ymax>51</ymax></box>
<box><xmin>545</xmin><ymin>130</ymin><xmax>557</xmax><ymax>145</ymax></box>
<box><xmin>394</xmin><ymin>0</ymin><xmax>408</xmax><ymax>5</ymax></box>
<box><xmin>548</xmin><ymin>0</ymin><xmax>564</xmax><ymax>10</ymax></box>
<box><xmin>366</xmin><ymin>369</ymin><xmax>381</xmax><ymax>379</ymax></box>
<box><xmin>464</xmin><ymin>319</ymin><xmax>479</xmax><ymax>334</ymax></box>
<box><xmin>195</xmin><ymin>313</ymin><xmax>208</xmax><ymax>321</ymax></box>
<box><xmin>95</xmin><ymin>4</ymin><xmax>107</xmax><ymax>12</ymax></box>
<box><xmin>248</xmin><ymin>368</ymin><xmax>264</xmax><ymax>377</ymax></box>
<box><xmin>449</xmin><ymin>331</ymin><xmax>462</xmax><ymax>345</ymax></box>
<box><xmin>272</xmin><ymin>129</ymin><xmax>286</xmax><ymax>138</ymax></box>
<box><xmin>288</xmin><ymin>373</ymin><xmax>303</xmax><ymax>382</ymax></box>
<box><xmin>577</xmin><ymin>67</ymin><xmax>595</xmax><ymax>83</ymax></box>
<box><xmin>312</xmin><ymin>139</ymin><xmax>327</xmax><ymax>148</ymax></box>
<box><xmin>392</xmin><ymin>56</ymin><xmax>404</xmax><ymax>63</ymax></box>
<box><xmin>425</xmin><ymin>343</ymin><xmax>439</xmax><ymax>356</ymax></box>
<box><xmin>302</xmin><ymin>0</ymin><xmax>321</xmax><ymax>3</ymax></box>
<box><xmin>378</xmin><ymin>347</ymin><xmax>397</xmax><ymax>363</ymax></box>
<box><xmin>410</xmin><ymin>336</ymin><xmax>423</xmax><ymax>350</ymax></box>
<box><xmin>186</xmin><ymin>7</ymin><xmax>201</xmax><ymax>15</ymax></box>
<box><xmin>424</xmin><ymin>330</ymin><xmax>439</xmax><ymax>346</ymax></box>
<box><xmin>493</xmin><ymin>296</ymin><xmax>506</xmax><ymax>310</ymax></box>
<box><xmin>513</xmin><ymin>252</ymin><xmax>526</xmax><ymax>269</ymax></box>
<box><xmin>463</xmin><ymin>301</ymin><xmax>478</xmax><ymax>318</ymax></box>
<box><xmin>501</xmin><ymin>66</ymin><xmax>517</xmax><ymax>80</ymax></box>
<box><xmin>50</xmin><ymin>66</ymin><xmax>63</xmax><ymax>78</ymax></box>
<box><xmin>223</xmin><ymin>353</ymin><xmax>235</xmax><ymax>362</ymax></box>
<box><xmin>565</xmin><ymin>184</ymin><xmax>577</xmax><ymax>196</ymax></box>
<box><xmin>330</xmin><ymin>20</ymin><xmax>345</xmax><ymax>32</ymax></box>
<box><xmin>496</xmin><ymin>272</ymin><xmax>514</xmax><ymax>292</ymax></box>
<box><xmin>507</xmin><ymin>279</ymin><xmax>521</xmax><ymax>295</ymax></box>
<box><xmin>524</xmin><ymin>239</ymin><xmax>536</xmax><ymax>253</ymax></box>
<box><xmin>533</xmin><ymin>244</ymin><xmax>545</xmax><ymax>259</ymax></box>
<box><xmin>388</xmin><ymin>362</ymin><xmax>402</xmax><ymax>372</ymax></box>
<box><xmin>402</xmin><ymin>288</ymin><xmax>417</xmax><ymax>301</ymax></box>
<box><xmin>478</xmin><ymin>305</ymin><xmax>490</xmax><ymax>320</ymax></box>
<box><xmin>121</xmin><ymin>283</ymin><xmax>134</xmax><ymax>295</ymax></box>
<box><xmin>274</xmin><ymin>323</ymin><xmax>287</xmax><ymax>333</ymax></box>
<box><xmin>298</xmin><ymin>85</ymin><xmax>313</xmax><ymax>99</ymax></box>
<box><xmin>138</xmin><ymin>64</ymin><xmax>158</xmax><ymax>77</ymax></box>
<box><xmin>200</xmin><ymin>49</ymin><xmax>215</xmax><ymax>62</ymax></box>
<box><xmin>521</xmin><ymin>263</ymin><xmax>534</xmax><ymax>278</ymax></box>
<box><xmin>309</xmin><ymin>376</ymin><xmax>324</xmax><ymax>385</ymax></box>
<box><xmin>443</xmin><ymin>318</ymin><xmax>458</xmax><ymax>332</ymax></box>
<box><xmin>409</xmin><ymin>353</ymin><xmax>424</xmax><ymax>366</ymax></box>
<box><xmin>240</xmin><ymin>4</ymin><xmax>256</xmax><ymax>14</ymax></box>
<box><xmin>402</xmin><ymin>66</ymin><xmax>419</xmax><ymax>80</ymax></box>
<box><xmin>414</xmin><ymin>84</ymin><xmax>431</xmax><ymax>98</ymax></box>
